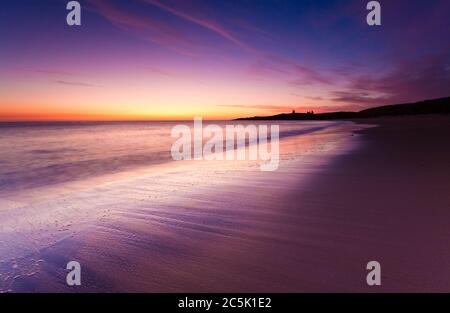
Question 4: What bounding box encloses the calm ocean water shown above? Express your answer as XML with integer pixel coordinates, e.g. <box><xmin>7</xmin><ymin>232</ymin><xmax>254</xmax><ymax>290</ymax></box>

<box><xmin>0</xmin><ymin>121</ymin><xmax>339</xmax><ymax>194</ymax></box>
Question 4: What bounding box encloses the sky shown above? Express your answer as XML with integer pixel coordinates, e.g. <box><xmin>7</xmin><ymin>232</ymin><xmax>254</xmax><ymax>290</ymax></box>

<box><xmin>0</xmin><ymin>0</ymin><xmax>449</xmax><ymax>120</ymax></box>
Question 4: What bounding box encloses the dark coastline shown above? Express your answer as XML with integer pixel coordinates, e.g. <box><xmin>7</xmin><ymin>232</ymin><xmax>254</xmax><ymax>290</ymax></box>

<box><xmin>236</xmin><ymin>97</ymin><xmax>450</xmax><ymax>121</ymax></box>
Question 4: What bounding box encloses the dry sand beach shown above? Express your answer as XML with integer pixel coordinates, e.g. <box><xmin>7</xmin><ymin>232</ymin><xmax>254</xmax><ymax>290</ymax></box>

<box><xmin>0</xmin><ymin>117</ymin><xmax>449</xmax><ymax>292</ymax></box>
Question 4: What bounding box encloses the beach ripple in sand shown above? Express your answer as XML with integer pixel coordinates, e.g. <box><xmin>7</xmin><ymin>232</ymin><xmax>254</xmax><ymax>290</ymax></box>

<box><xmin>0</xmin><ymin>121</ymin><xmax>362</xmax><ymax>292</ymax></box>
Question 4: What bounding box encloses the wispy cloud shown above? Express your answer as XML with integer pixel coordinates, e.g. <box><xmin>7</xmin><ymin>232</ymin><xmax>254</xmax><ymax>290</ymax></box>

<box><xmin>246</xmin><ymin>61</ymin><xmax>289</xmax><ymax>77</ymax></box>
<box><xmin>218</xmin><ymin>103</ymin><xmax>356</xmax><ymax>113</ymax></box>
<box><xmin>332</xmin><ymin>53</ymin><xmax>450</xmax><ymax>106</ymax></box>
<box><xmin>144</xmin><ymin>0</ymin><xmax>335</xmax><ymax>87</ymax></box>
<box><xmin>304</xmin><ymin>96</ymin><xmax>324</xmax><ymax>101</ymax></box>
<box><xmin>329</xmin><ymin>91</ymin><xmax>387</xmax><ymax>107</ymax></box>
<box><xmin>218</xmin><ymin>104</ymin><xmax>290</xmax><ymax>111</ymax></box>
<box><xmin>142</xmin><ymin>0</ymin><xmax>259</xmax><ymax>54</ymax></box>
<box><xmin>53</xmin><ymin>80</ymin><xmax>96</xmax><ymax>87</ymax></box>
<box><xmin>92</xmin><ymin>0</ymin><xmax>449</xmax><ymax>108</ymax></box>
<box><xmin>8</xmin><ymin>67</ymin><xmax>77</xmax><ymax>76</ymax></box>
<box><xmin>91</xmin><ymin>0</ymin><xmax>336</xmax><ymax>91</ymax></box>
<box><xmin>90</xmin><ymin>0</ymin><xmax>196</xmax><ymax>56</ymax></box>
<box><xmin>269</xmin><ymin>55</ymin><xmax>333</xmax><ymax>86</ymax></box>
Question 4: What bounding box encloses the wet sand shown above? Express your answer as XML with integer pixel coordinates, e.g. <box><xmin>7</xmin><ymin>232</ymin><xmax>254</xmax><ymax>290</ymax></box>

<box><xmin>289</xmin><ymin>115</ymin><xmax>450</xmax><ymax>292</ymax></box>
<box><xmin>1</xmin><ymin>116</ymin><xmax>450</xmax><ymax>292</ymax></box>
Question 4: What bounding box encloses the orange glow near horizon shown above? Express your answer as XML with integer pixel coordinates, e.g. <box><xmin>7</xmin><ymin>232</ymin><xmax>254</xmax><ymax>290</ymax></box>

<box><xmin>0</xmin><ymin>102</ymin><xmax>286</xmax><ymax>121</ymax></box>
<box><xmin>0</xmin><ymin>111</ymin><xmax>249</xmax><ymax>122</ymax></box>
<box><xmin>1</xmin><ymin>1</ymin><xmax>448</xmax><ymax>122</ymax></box>
<box><xmin>0</xmin><ymin>74</ymin><xmax>331</xmax><ymax>121</ymax></box>
<box><xmin>0</xmin><ymin>103</ymin><xmax>333</xmax><ymax>121</ymax></box>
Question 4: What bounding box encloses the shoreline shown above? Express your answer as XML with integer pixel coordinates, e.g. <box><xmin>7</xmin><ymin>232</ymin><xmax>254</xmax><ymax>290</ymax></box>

<box><xmin>0</xmin><ymin>121</ymin><xmax>363</xmax><ymax>292</ymax></box>
<box><xmin>2</xmin><ymin>116</ymin><xmax>450</xmax><ymax>292</ymax></box>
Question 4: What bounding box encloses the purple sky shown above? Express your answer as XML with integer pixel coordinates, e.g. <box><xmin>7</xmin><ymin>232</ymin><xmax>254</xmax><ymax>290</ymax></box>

<box><xmin>1</xmin><ymin>0</ymin><xmax>449</xmax><ymax>120</ymax></box>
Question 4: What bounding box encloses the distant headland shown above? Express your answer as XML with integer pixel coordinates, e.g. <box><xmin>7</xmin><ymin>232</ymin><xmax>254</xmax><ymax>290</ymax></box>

<box><xmin>235</xmin><ymin>97</ymin><xmax>450</xmax><ymax>121</ymax></box>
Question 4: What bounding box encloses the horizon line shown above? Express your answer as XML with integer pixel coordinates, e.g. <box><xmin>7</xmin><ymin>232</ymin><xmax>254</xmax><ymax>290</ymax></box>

<box><xmin>1</xmin><ymin>96</ymin><xmax>448</xmax><ymax>123</ymax></box>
